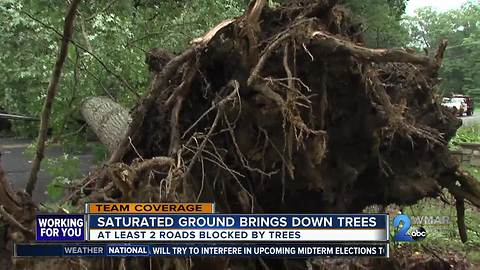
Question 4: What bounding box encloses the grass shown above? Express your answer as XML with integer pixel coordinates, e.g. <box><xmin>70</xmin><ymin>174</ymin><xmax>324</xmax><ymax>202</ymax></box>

<box><xmin>465</xmin><ymin>166</ymin><xmax>480</xmax><ymax>180</ymax></box>
<box><xmin>399</xmin><ymin>195</ymin><xmax>480</xmax><ymax>264</ymax></box>
<box><xmin>449</xmin><ymin>124</ymin><xmax>480</xmax><ymax>148</ymax></box>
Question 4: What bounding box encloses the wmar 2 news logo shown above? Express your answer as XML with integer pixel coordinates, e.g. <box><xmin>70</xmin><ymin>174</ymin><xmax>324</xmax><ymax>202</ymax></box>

<box><xmin>392</xmin><ymin>214</ymin><xmax>450</xmax><ymax>242</ymax></box>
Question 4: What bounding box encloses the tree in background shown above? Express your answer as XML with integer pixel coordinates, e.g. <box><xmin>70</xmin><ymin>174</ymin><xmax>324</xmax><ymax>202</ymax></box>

<box><xmin>404</xmin><ymin>1</ymin><xmax>480</xmax><ymax>98</ymax></box>
<box><xmin>3</xmin><ymin>0</ymin><xmax>479</xmax><ymax>140</ymax></box>
<box><xmin>0</xmin><ymin>0</ymin><xmax>244</xmax><ymax>138</ymax></box>
<box><xmin>0</xmin><ymin>0</ymin><xmax>413</xmax><ymax>139</ymax></box>
<box><xmin>343</xmin><ymin>0</ymin><xmax>410</xmax><ymax>48</ymax></box>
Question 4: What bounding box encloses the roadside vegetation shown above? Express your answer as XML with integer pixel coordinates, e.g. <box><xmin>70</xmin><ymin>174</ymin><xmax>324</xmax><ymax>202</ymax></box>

<box><xmin>399</xmin><ymin>196</ymin><xmax>480</xmax><ymax>264</ymax></box>
<box><xmin>450</xmin><ymin>124</ymin><xmax>480</xmax><ymax>148</ymax></box>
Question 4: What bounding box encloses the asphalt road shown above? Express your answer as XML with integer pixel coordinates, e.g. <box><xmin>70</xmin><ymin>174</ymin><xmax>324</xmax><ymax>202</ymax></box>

<box><xmin>460</xmin><ymin>113</ymin><xmax>480</xmax><ymax>127</ymax></box>
<box><xmin>0</xmin><ymin>137</ymin><xmax>95</xmax><ymax>203</ymax></box>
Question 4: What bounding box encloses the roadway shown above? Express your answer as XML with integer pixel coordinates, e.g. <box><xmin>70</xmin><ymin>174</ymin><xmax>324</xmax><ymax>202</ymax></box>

<box><xmin>460</xmin><ymin>113</ymin><xmax>480</xmax><ymax>127</ymax></box>
<box><xmin>0</xmin><ymin>137</ymin><xmax>95</xmax><ymax>203</ymax></box>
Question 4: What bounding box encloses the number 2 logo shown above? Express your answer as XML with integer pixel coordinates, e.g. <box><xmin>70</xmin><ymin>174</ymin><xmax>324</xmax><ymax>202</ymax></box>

<box><xmin>393</xmin><ymin>214</ymin><xmax>413</xmax><ymax>242</ymax></box>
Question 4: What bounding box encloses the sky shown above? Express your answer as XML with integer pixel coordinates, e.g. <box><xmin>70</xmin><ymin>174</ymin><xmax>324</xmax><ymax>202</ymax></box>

<box><xmin>406</xmin><ymin>0</ymin><xmax>467</xmax><ymax>15</ymax></box>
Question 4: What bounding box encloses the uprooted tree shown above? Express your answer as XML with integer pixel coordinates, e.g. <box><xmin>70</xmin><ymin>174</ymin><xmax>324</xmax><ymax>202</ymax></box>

<box><xmin>2</xmin><ymin>0</ymin><xmax>480</xmax><ymax>269</ymax></box>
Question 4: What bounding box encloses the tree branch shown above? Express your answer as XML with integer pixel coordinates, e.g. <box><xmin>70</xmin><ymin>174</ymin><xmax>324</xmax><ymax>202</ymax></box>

<box><xmin>0</xmin><ymin>205</ymin><xmax>34</xmax><ymax>236</ymax></box>
<box><xmin>310</xmin><ymin>30</ymin><xmax>433</xmax><ymax>65</ymax></box>
<box><xmin>26</xmin><ymin>0</ymin><xmax>81</xmax><ymax>195</ymax></box>
<box><xmin>442</xmin><ymin>169</ymin><xmax>480</xmax><ymax>210</ymax></box>
<box><xmin>455</xmin><ymin>196</ymin><xmax>468</xmax><ymax>243</ymax></box>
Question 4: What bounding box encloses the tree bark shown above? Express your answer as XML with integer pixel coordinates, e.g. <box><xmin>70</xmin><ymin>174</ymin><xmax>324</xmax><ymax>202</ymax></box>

<box><xmin>81</xmin><ymin>96</ymin><xmax>131</xmax><ymax>153</ymax></box>
<box><xmin>455</xmin><ymin>197</ymin><xmax>468</xmax><ymax>243</ymax></box>
<box><xmin>0</xmin><ymin>159</ymin><xmax>36</xmax><ymax>270</ymax></box>
<box><xmin>26</xmin><ymin>0</ymin><xmax>81</xmax><ymax>196</ymax></box>
<box><xmin>0</xmin><ymin>161</ymin><xmax>34</xmax><ymax>229</ymax></box>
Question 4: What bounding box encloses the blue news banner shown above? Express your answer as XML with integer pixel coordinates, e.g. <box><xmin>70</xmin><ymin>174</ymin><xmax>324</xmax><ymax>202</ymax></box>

<box><xmin>17</xmin><ymin>214</ymin><xmax>389</xmax><ymax>257</ymax></box>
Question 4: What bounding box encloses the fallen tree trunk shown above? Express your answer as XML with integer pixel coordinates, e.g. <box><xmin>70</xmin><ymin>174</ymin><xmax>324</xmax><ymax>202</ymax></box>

<box><xmin>81</xmin><ymin>96</ymin><xmax>131</xmax><ymax>153</ymax></box>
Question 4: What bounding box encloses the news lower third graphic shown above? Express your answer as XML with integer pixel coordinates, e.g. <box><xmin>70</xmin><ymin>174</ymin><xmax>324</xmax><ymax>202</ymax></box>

<box><xmin>16</xmin><ymin>203</ymin><xmax>391</xmax><ymax>258</ymax></box>
<box><xmin>86</xmin><ymin>214</ymin><xmax>388</xmax><ymax>242</ymax></box>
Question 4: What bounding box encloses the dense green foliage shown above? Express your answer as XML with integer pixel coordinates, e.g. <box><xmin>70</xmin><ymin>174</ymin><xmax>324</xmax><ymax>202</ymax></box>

<box><xmin>344</xmin><ymin>0</ymin><xmax>409</xmax><ymax>47</ymax></box>
<box><xmin>404</xmin><ymin>1</ymin><xmax>480</xmax><ymax>98</ymax></box>
<box><xmin>2</xmin><ymin>0</ymin><xmax>479</xmax><ymax>139</ymax></box>
<box><xmin>343</xmin><ymin>0</ymin><xmax>480</xmax><ymax>99</ymax></box>
<box><xmin>0</xmin><ymin>0</ymin><xmax>244</xmax><ymax>138</ymax></box>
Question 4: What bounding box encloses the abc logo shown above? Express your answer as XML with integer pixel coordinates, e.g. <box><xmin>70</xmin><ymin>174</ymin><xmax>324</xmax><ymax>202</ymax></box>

<box><xmin>393</xmin><ymin>215</ymin><xmax>427</xmax><ymax>242</ymax></box>
<box><xmin>411</xmin><ymin>227</ymin><xmax>427</xmax><ymax>241</ymax></box>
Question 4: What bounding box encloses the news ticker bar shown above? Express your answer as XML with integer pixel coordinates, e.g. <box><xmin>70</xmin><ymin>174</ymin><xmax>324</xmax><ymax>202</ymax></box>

<box><xmin>15</xmin><ymin>243</ymin><xmax>389</xmax><ymax>258</ymax></box>
<box><xmin>36</xmin><ymin>213</ymin><xmax>389</xmax><ymax>242</ymax></box>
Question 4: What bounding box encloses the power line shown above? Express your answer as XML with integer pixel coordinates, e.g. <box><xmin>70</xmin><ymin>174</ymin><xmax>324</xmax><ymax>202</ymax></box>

<box><xmin>447</xmin><ymin>41</ymin><xmax>480</xmax><ymax>49</ymax></box>
<box><xmin>0</xmin><ymin>113</ymin><xmax>39</xmax><ymax>121</ymax></box>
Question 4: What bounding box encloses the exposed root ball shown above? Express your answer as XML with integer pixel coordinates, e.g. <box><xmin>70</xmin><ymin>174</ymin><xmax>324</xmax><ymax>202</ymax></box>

<box><xmin>99</xmin><ymin>0</ymin><xmax>466</xmax><ymax>213</ymax></box>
